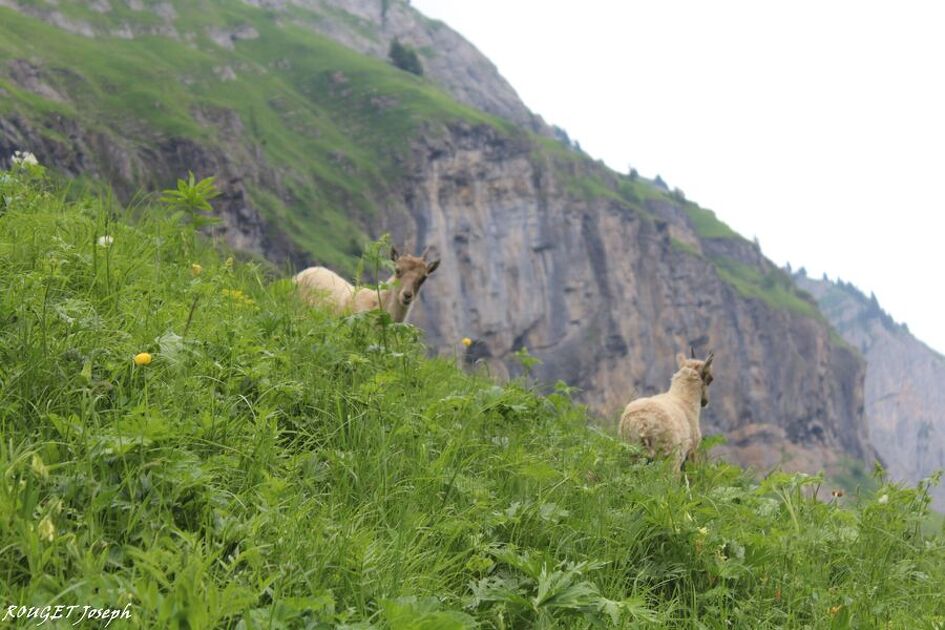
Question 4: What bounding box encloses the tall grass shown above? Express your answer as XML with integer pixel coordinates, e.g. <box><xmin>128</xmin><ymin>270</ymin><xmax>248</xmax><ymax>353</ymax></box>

<box><xmin>1</xmin><ymin>165</ymin><xmax>944</xmax><ymax>627</ymax></box>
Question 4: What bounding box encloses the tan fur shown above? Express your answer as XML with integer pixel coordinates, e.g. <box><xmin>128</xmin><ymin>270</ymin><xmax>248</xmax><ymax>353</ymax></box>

<box><xmin>619</xmin><ymin>353</ymin><xmax>714</xmax><ymax>473</ymax></box>
<box><xmin>294</xmin><ymin>247</ymin><xmax>440</xmax><ymax>323</ymax></box>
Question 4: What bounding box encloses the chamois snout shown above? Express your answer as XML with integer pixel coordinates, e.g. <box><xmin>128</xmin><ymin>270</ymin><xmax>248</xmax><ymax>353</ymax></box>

<box><xmin>699</xmin><ymin>352</ymin><xmax>714</xmax><ymax>407</ymax></box>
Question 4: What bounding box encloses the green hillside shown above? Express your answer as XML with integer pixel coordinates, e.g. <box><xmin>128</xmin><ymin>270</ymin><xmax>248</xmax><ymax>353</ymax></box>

<box><xmin>0</xmin><ymin>1</ymin><xmax>825</xmax><ymax>320</ymax></box>
<box><xmin>3</xmin><ymin>160</ymin><xmax>944</xmax><ymax>626</ymax></box>
<box><xmin>0</xmin><ymin>1</ymin><xmax>507</xmax><ymax>275</ymax></box>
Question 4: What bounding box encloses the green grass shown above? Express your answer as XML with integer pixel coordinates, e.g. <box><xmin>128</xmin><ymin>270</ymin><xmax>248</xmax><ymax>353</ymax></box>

<box><xmin>830</xmin><ymin>458</ymin><xmax>882</xmax><ymax>497</ymax></box>
<box><xmin>0</xmin><ymin>2</ymin><xmax>509</xmax><ymax>274</ymax></box>
<box><xmin>925</xmin><ymin>510</ymin><xmax>945</xmax><ymax>537</ymax></box>
<box><xmin>711</xmin><ymin>255</ymin><xmax>824</xmax><ymax>320</ymax></box>
<box><xmin>670</xmin><ymin>237</ymin><xmax>701</xmax><ymax>258</ymax></box>
<box><xmin>533</xmin><ymin>139</ymin><xmax>654</xmax><ymax>220</ymax></box>
<box><xmin>2</xmin><ymin>163</ymin><xmax>945</xmax><ymax>627</ymax></box>
<box><xmin>564</xmin><ymin>173</ymin><xmax>624</xmax><ymax>204</ymax></box>
<box><xmin>684</xmin><ymin>203</ymin><xmax>740</xmax><ymax>240</ymax></box>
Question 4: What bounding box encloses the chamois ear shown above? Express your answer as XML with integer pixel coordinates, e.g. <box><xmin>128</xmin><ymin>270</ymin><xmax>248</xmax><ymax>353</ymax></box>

<box><xmin>422</xmin><ymin>245</ymin><xmax>441</xmax><ymax>274</ymax></box>
<box><xmin>390</xmin><ymin>246</ymin><xmax>399</xmax><ymax>261</ymax></box>
<box><xmin>703</xmin><ymin>352</ymin><xmax>714</xmax><ymax>371</ymax></box>
<box><xmin>676</xmin><ymin>352</ymin><xmax>687</xmax><ymax>369</ymax></box>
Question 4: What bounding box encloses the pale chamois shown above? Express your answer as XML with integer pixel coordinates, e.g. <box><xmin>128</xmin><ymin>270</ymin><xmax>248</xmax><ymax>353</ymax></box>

<box><xmin>619</xmin><ymin>349</ymin><xmax>715</xmax><ymax>473</ymax></box>
<box><xmin>294</xmin><ymin>246</ymin><xmax>440</xmax><ymax>322</ymax></box>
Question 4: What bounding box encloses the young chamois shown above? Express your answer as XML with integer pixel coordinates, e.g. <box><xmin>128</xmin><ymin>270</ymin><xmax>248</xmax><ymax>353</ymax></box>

<box><xmin>294</xmin><ymin>246</ymin><xmax>440</xmax><ymax>322</ymax></box>
<box><xmin>619</xmin><ymin>349</ymin><xmax>715</xmax><ymax>474</ymax></box>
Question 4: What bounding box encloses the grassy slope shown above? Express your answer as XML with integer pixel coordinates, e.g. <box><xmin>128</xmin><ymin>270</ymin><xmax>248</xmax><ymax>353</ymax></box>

<box><xmin>0</xmin><ymin>2</ymin><xmax>507</xmax><ymax>275</ymax></box>
<box><xmin>2</xmin><ymin>167</ymin><xmax>945</xmax><ymax>627</ymax></box>
<box><xmin>2</xmin><ymin>2</ymin><xmax>826</xmax><ymax>322</ymax></box>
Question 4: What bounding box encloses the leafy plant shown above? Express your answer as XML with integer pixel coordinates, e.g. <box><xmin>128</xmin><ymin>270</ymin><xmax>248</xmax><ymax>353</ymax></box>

<box><xmin>389</xmin><ymin>38</ymin><xmax>424</xmax><ymax>76</ymax></box>
<box><xmin>513</xmin><ymin>346</ymin><xmax>542</xmax><ymax>377</ymax></box>
<box><xmin>467</xmin><ymin>548</ymin><xmax>659</xmax><ymax>626</ymax></box>
<box><xmin>159</xmin><ymin>171</ymin><xmax>221</xmax><ymax>230</ymax></box>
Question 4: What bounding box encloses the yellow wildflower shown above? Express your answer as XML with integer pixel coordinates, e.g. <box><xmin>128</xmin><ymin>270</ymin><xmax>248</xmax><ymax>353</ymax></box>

<box><xmin>133</xmin><ymin>352</ymin><xmax>153</xmax><ymax>366</ymax></box>
<box><xmin>829</xmin><ymin>605</ymin><xmax>842</xmax><ymax>617</ymax></box>
<box><xmin>190</xmin><ymin>263</ymin><xmax>203</xmax><ymax>276</ymax></box>
<box><xmin>31</xmin><ymin>453</ymin><xmax>49</xmax><ymax>480</ymax></box>
<box><xmin>462</xmin><ymin>337</ymin><xmax>473</xmax><ymax>348</ymax></box>
<box><xmin>222</xmin><ymin>288</ymin><xmax>255</xmax><ymax>306</ymax></box>
<box><xmin>38</xmin><ymin>515</ymin><xmax>55</xmax><ymax>542</ymax></box>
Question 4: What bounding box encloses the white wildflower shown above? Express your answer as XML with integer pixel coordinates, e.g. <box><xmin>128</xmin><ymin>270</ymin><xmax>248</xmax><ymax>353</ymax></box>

<box><xmin>877</xmin><ymin>494</ymin><xmax>889</xmax><ymax>505</ymax></box>
<box><xmin>97</xmin><ymin>235</ymin><xmax>114</xmax><ymax>248</ymax></box>
<box><xmin>12</xmin><ymin>150</ymin><xmax>39</xmax><ymax>167</ymax></box>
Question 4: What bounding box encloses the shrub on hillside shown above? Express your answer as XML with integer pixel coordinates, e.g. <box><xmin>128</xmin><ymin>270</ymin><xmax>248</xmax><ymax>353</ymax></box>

<box><xmin>388</xmin><ymin>38</ymin><xmax>424</xmax><ymax>76</ymax></box>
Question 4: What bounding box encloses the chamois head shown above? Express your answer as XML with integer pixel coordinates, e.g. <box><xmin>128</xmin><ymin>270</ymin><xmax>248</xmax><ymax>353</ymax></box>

<box><xmin>390</xmin><ymin>245</ymin><xmax>440</xmax><ymax>308</ymax></box>
<box><xmin>676</xmin><ymin>348</ymin><xmax>715</xmax><ymax>407</ymax></box>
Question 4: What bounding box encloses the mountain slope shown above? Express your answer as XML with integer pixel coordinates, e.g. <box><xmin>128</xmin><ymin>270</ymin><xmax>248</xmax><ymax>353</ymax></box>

<box><xmin>1</xmin><ymin>0</ymin><xmax>873</xmax><ymax>476</ymax></box>
<box><xmin>2</xmin><ymin>165</ymin><xmax>943</xmax><ymax>627</ymax></box>
<box><xmin>795</xmin><ymin>272</ymin><xmax>945</xmax><ymax>509</ymax></box>
<box><xmin>395</xmin><ymin>126</ymin><xmax>873</xmax><ymax>477</ymax></box>
<box><xmin>0</xmin><ymin>0</ymin><xmax>511</xmax><ymax>272</ymax></box>
<box><xmin>276</xmin><ymin>0</ymin><xmax>546</xmax><ymax>131</ymax></box>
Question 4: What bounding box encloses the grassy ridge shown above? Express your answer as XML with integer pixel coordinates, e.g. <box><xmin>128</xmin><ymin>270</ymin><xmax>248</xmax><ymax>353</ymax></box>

<box><xmin>0</xmin><ymin>2</ymin><xmax>507</xmax><ymax>276</ymax></box>
<box><xmin>683</xmin><ymin>204</ymin><xmax>740</xmax><ymax>241</ymax></box>
<box><xmin>710</xmin><ymin>255</ymin><xmax>823</xmax><ymax>320</ymax></box>
<box><xmin>2</xmin><ymin>165</ymin><xmax>945</xmax><ymax>627</ymax></box>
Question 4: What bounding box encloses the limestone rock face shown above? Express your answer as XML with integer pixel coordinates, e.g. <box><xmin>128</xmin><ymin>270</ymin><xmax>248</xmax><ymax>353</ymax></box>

<box><xmin>387</xmin><ymin>124</ymin><xmax>873</xmax><ymax>472</ymax></box>
<box><xmin>0</xmin><ymin>0</ymin><xmax>877</xmax><ymax>480</ymax></box>
<box><xmin>796</xmin><ymin>274</ymin><xmax>945</xmax><ymax>508</ymax></box>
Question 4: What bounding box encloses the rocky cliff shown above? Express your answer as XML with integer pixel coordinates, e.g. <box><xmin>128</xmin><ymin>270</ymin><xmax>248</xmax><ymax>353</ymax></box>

<box><xmin>0</xmin><ymin>103</ymin><xmax>297</xmax><ymax>263</ymax></box>
<box><xmin>795</xmin><ymin>273</ymin><xmax>945</xmax><ymax>508</ymax></box>
<box><xmin>0</xmin><ymin>0</ymin><xmax>876</xmax><ymax>478</ymax></box>
<box><xmin>387</xmin><ymin>124</ymin><xmax>873</xmax><ymax>476</ymax></box>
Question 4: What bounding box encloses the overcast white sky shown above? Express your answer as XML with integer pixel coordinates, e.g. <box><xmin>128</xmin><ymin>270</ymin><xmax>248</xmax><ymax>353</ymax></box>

<box><xmin>412</xmin><ymin>0</ymin><xmax>945</xmax><ymax>354</ymax></box>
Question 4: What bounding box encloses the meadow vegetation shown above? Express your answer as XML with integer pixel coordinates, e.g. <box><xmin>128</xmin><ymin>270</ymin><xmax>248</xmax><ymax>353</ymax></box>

<box><xmin>2</xmin><ymin>163</ymin><xmax>945</xmax><ymax>628</ymax></box>
<box><xmin>682</xmin><ymin>204</ymin><xmax>740</xmax><ymax>241</ymax></box>
<box><xmin>709</xmin><ymin>255</ymin><xmax>824</xmax><ymax>321</ymax></box>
